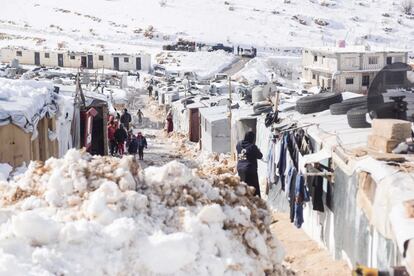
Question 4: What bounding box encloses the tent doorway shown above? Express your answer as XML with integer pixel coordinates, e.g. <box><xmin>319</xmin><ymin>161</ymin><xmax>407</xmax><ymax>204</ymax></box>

<box><xmin>87</xmin><ymin>55</ymin><xmax>93</xmax><ymax>69</ymax></box>
<box><xmin>136</xmin><ymin>57</ymin><xmax>141</xmax><ymax>70</ymax></box>
<box><xmin>114</xmin><ymin>57</ymin><xmax>120</xmax><ymax>71</ymax></box>
<box><xmin>58</xmin><ymin>54</ymin><xmax>64</xmax><ymax>67</ymax></box>
<box><xmin>81</xmin><ymin>56</ymin><xmax>87</xmax><ymax>68</ymax></box>
<box><xmin>34</xmin><ymin>52</ymin><xmax>40</xmax><ymax>66</ymax></box>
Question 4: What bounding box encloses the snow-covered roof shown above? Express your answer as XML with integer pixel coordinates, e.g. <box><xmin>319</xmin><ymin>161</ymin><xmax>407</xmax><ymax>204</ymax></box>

<box><xmin>306</xmin><ymin>45</ymin><xmax>408</xmax><ymax>55</ymax></box>
<box><xmin>0</xmin><ymin>79</ymin><xmax>57</xmax><ymax>133</ymax></box>
<box><xmin>199</xmin><ymin>105</ymin><xmax>228</xmax><ymax>123</ymax></box>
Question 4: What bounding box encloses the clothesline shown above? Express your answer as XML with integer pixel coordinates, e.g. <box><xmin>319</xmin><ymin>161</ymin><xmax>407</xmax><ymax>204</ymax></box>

<box><xmin>274</xmin><ymin>123</ymin><xmax>317</xmax><ymax>134</ymax></box>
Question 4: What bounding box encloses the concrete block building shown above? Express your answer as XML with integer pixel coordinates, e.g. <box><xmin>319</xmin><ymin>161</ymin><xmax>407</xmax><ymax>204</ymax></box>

<box><xmin>302</xmin><ymin>45</ymin><xmax>409</xmax><ymax>93</ymax></box>
<box><xmin>0</xmin><ymin>47</ymin><xmax>151</xmax><ymax>72</ymax></box>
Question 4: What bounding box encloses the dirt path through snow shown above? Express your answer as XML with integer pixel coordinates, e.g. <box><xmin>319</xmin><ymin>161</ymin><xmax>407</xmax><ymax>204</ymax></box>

<box><xmin>126</xmin><ymin>85</ymin><xmax>350</xmax><ymax>275</ymax></box>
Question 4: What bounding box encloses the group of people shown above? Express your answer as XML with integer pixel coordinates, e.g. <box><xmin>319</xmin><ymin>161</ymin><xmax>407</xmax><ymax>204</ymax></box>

<box><xmin>107</xmin><ymin>108</ymin><xmax>148</xmax><ymax>160</ymax></box>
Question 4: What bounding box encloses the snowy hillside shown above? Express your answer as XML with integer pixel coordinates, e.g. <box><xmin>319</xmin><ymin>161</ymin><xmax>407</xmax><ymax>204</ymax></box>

<box><xmin>0</xmin><ymin>0</ymin><xmax>414</xmax><ymax>53</ymax></box>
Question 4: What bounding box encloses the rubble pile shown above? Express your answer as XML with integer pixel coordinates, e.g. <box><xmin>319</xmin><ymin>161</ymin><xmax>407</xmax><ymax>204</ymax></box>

<box><xmin>197</xmin><ymin>152</ymin><xmax>237</xmax><ymax>177</ymax></box>
<box><xmin>0</xmin><ymin>150</ymin><xmax>287</xmax><ymax>275</ymax></box>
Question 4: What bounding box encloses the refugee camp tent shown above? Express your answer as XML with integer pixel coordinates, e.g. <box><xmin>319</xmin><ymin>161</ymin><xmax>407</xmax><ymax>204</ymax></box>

<box><xmin>0</xmin><ymin>79</ymin><xmax>60</xmax><ymax>167</ymax></box>
<box><xmin>80</xmin><ymin>92</ymin><xmax>109</xmax><ymax>156</ymax></box>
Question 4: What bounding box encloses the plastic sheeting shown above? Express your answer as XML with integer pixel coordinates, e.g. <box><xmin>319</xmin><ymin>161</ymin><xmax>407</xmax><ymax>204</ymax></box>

<box><xmin>0</xmin><ymin>79</ymin><xmax>58</xmax><ymax>136</ymax></box>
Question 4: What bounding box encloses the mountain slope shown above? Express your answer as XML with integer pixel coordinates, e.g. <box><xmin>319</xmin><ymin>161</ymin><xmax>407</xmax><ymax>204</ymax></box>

<box><xmin>0</xmin><ymin>0</ymin><xmax>413</xmax><ymax>52</ymax></box>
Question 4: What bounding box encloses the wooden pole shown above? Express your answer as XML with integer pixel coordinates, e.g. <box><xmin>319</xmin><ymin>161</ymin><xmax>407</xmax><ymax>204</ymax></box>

<box><xmin>228</xmin><ymin>76</ymin><xmax>234</xmax><ymax>160</ymax></box>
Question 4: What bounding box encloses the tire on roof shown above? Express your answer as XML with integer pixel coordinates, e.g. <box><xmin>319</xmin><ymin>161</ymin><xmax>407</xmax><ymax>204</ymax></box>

<box><xmin>347</xmin><ymin>107</ymin><xmax>370</xmax><ymax>128</ymax></box>
<box><xmin>330</xmin><ymin>96</ymin><xmax>367</xmax><ymax>115</ymax></box>
<box><xmin>296</xmin><ymin>92</ymin><xmax>343</xmax><ymax>114</ymax></box>
<box><xmin>253</xmin><ymin>105</ymin><xmax>272</xmax><ymax>115</ymax></box>
<box><xmin>369</xmin><ymin>102</ymin><xmax>396</xmax><ymax>119</ymax></box>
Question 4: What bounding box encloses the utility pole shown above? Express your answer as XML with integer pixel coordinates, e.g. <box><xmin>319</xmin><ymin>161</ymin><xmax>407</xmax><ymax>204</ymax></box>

<box><xmin>228</xmin><ymin>76</ymin><xmax>234</xmax><ymax>160</ymax></box>
<box><xmin>184</xmin><ymin>75</ymin><xmax>189</xmax><ymax>108</ymax></box>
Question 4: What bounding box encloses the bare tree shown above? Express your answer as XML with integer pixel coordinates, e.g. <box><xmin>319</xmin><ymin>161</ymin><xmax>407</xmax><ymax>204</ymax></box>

<box><xmin>159</xmin><ymin>0</ymin><xmax>167</xmax><ymax>7</ymax></box>
<box><xmin>401</xmin><ymin>0</ymin><xmax>413</xmax><ymax>15</ymax></box>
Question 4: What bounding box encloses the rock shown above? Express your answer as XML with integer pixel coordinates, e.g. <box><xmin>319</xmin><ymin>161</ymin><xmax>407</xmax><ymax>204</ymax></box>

<box><xmin>314</xmin><ymin>18</ymin><xmax>329</xmax><ymax>26</ymax></box>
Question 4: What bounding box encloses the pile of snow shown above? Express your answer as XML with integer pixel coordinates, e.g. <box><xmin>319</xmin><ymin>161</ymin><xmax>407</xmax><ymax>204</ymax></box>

<box><xmin>0</xmin><ymin>164</ymin><xmax>12</xmax><ymax>181</ymax></box>
<box><xmin>156</xmin><ymin>50</ymin><xmax>236</xmax><ymax>80</ymax></box>
<box><xmin>104</xmin><ymin>88</ymin><xmax>128</xmax><ymax>106</ymax></box>
<box><xmin>0</xmin><ymin>150</ymin><xmax>286</xmax><ymax>275</ymax></box>
<box><xmin>233</xmin><ymin>56</ymin><xmax>301</xmax><ymax>86</ymax></box>
<box><xmin>0</xmin><ymin>79</ymin><xmax>57</xmax><ymax>134</ymax></box>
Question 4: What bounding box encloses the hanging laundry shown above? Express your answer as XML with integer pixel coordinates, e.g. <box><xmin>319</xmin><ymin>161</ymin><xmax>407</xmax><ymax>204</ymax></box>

<box><xmin>277</xmin><ymin>133</ymin><xmax>288</xmax><ymax>188</ymax></box>
<box><xmin>308</xmin><ymin>175</ymin><xmax>324</xmax><ymax>212</ymax></box>
<box><xmin>267</xmin><ymin>140</ymin><xmax>277</xmax><ymax>185</ymax></box>
<box><xmin>294</xmin><ymin>174</ymin><xmax>310</xmax><ymax>228</ymax></box>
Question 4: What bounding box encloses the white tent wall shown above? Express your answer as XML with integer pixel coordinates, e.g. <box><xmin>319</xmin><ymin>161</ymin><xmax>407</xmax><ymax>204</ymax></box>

<box><xmin>171</xmin><ymin>102</ymin><xmax>189</xmax><ymax>135</ymax></box>
<box><xmin>256</xmin><ymin>112</ymin><xmax>402</xmax><ymax>270</ymax></box>
<box><xmin>1</xmin><ymin>48</ymin><xmax>36</xmax><ymax>65</ymax></box>
<box><xmin>200</xmin><ymin>114</ymin><xmax>212</xmax><ymax>153</ymax></box>
<box><xmin>255</xmin><ymin>115</ymin><xmax>272</xmax><ymax>198</ymax></box>
<box><xmin>211</xmin><ymin>119</ymin><xmax>230</xmax><ymax>153</ymax></box>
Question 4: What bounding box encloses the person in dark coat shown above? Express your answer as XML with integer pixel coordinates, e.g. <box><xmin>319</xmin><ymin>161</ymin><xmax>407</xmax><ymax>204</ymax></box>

<box><xmin>166</xmin><ymin>111</ymin><xmax>173</xmax><ymax>133</ymax></box>
<box><xmin>148</xmin><ymin>85</ymin><xmax>153</xmax><ymax>98</ymax></box>
<box><xmin>128</xmin><ymin>134</ymin><xmax>138</xmax><ymax>155</ymax></box>
<box><xmin>136</xmin><ymin>132</ymin><xmax>148</xmax><ymax>160</ymax></box>
<box><xmin>114</xmin><ymin>123</ymin><xmax>128</xmax><ymax>155</ymax></box>
<box><xmin>120</xmin><ymin>109</ymin><xmax>132</xmax><ymax>130</ymax></box>
<box><xmin>236</xmin><ymin>131</ymin><xmax>263</xmax><ymax>197</ymax></box>
<box><xmin>137</xmin><ymin>109</ymin><xmax>143</xmax><ymax>124</ymax></box>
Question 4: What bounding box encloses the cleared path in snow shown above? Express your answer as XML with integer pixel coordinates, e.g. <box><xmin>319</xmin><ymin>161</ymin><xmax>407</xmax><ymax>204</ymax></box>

<box><xmin>219</xmin><ymin>56</ymin><xmax>251</xmax><ymax>77</ymax></box>
<box><xmin>127</xmin><ymin>87</ymin><xmax>198</xmax><ymax>169</ymax></box>
<box><xmin>126</xmin><ymin>82</ymin><xmax>350</xmax><ymax>275</ymax></box>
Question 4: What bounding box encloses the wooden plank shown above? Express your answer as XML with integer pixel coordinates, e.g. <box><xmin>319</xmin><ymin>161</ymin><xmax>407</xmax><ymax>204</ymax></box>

<box><xmin>31</xmin><ymin>136</ymin><xmax>40</xmax><ymax>161</ymax></box>
<box><xmin>37</xmin><ymin>117</ymin><xmax>48</xmax><ymax>161</ymax></box>
<box><xmin>0</xmin><ymin>124</ymin><xmax>31</xmax><ymax>167</ymax></box>
<box><xmin>48</xmin><ymin>117</ymin><xmax>58</xmax><ymax>158</ymax></box>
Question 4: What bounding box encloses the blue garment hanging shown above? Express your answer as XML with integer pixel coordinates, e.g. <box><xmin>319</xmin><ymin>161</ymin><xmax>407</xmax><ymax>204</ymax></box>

<box><xmin>294</xmin><ymin>174</ymin><xmax>310</xmax><ymax>228</ymax></box>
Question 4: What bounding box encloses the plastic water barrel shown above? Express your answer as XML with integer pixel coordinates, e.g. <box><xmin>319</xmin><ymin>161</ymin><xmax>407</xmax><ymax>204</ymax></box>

<box><xmin>252</xmin><ymin>86</ymin><xmax>265</xmax><ymax>103</ymax></box>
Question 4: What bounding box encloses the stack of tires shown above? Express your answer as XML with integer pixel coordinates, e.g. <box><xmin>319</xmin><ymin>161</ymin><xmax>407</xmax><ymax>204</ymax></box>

<box><xmin>253</xmin><ymin>101</ymin><xmax>273</xmax><ymax>115</ymax></box>
<box><xmin>328</xmin><ymin>96</ymin><xmax>370</xmax><ymax>128</ymax></box>
<box><xmin>346</xmin><ymin>107</ymin><xmax>370</xmax><ymax>128</ymax></box>
<box><xmin>296</xmin><ymin>92</ymin><xmax>343</xmax><ymax>114</ymax></box>
<box><xmin>329</xmin><ymin>96</ymin><xmax>367</xmax><ymax>115</ymax></box>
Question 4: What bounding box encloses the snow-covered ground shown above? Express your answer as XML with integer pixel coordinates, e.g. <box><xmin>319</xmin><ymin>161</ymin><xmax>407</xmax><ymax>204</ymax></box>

<box><xmin>0</xmin><ymin>164</ymin><xmax>12</xmax><ymax>181</ymax></box>
<box><xmin>0</xmin><ymin>0</ymin><xmax>413</xmax><ymax>53</ymax></box>
<box><xmin>0</xmin><ymin>150</ymin><xmax>285</xmax><ymax>275</ymax></box>
<box><xmin>233</xmin><ymin>55</ymin><xmax>302</xmax><ymax>87</ymax></box>
<box><xmin>156</xmin><ymin>51</ymin><xmax>237</xmax><ymax>79</ymax></box>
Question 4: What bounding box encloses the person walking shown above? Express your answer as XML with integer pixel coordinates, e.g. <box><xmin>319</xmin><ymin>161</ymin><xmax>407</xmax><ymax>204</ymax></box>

<box><xmin>136</xmin><ymin>72</ymin><xmax>140</xmax><ymax>82</ymax></box>
<box><xmin>113</xmin><ymin>108</ymin><xmax>121</xmax><ymax>121</ymax></box>
<box><xmin>148</xmin><ymin>84</ymin><xmax>153</xmax><ymax>98</ymax></box>
<box><xmin>166</xmin><ymin>111</ymin><xmax>173</xmax><ymax>133</ymax></box>
<box><xmin>114</xmin><ymin>123</ymin><xmax>128</xmax><ymax>156</ymax></box>
<box><xmin>120</xmin><ymin>108</ymin><xmax>132</xmax><ymax>130</ymax></box>
<box><xmin>136</xmin><ymin>132</ymin><xmax>148</xmax><ymax>160</ymax></box>
<box><xmin>236</xmin><ymin>131</ymin><xmax>263</xmax><ymax>197</ymax></box>
<box><xmin>126</xmin><ymin>129</ymin><xmax>133</xmax><ymax>149</ymax></box>
<box><xmin>137</xmin><ymin>109</ymin><xmax>144</xmax><ymax>124</ymax></box>
<box><xmin>107</xmin><ymin>121</ymin><xmax>117</xmax><ymax>156</ymax></box>
<box><xmin>128</xmin><ymin>133</ymin><xmax>138</xmax><ymax>155</ymax></box>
